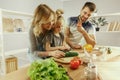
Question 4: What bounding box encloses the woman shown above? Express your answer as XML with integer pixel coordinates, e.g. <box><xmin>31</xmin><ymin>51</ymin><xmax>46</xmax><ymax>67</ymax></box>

<box><xmin>29</xmin><ymin>4</ymin><xmax>65</xmax><ymax>60</ymax></box>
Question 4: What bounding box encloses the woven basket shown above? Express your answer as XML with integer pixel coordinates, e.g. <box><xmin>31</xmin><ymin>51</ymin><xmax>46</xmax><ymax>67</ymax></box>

<box><xmin>5</xmin><ymin>56</ymin><xmax>18</xmax><ymax>73</ymax></box>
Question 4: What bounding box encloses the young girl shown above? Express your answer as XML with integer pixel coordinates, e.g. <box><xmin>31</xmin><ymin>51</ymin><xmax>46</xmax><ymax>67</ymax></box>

<box><xmin>45</xmin><ymin>16</ymin><xmax>70</xmax><ymax>51</ymax></box>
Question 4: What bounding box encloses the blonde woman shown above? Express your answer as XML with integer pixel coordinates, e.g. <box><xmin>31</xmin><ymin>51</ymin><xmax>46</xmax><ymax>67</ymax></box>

<box><xmin>29</xmin><ymin>4</ymin><xmax>65</xmax><ymax>60</ymax></box>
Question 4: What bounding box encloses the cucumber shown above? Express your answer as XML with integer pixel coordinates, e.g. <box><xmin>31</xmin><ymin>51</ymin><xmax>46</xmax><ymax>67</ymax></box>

<box><xmin>65</xmin><ymin>51</ymin><xmax>78</xmax><ymax>57</ymax></box>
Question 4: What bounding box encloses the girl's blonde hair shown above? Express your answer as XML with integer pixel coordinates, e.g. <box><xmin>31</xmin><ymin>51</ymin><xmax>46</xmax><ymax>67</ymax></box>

<box><xmin>32</xmin><ymin>4</ymin><xmax>55</xmax><ymax>36</ymax></box>
<box><xmin>53</xmin><ymin>16</ymin><xmax>65</xmax><ymax>33</ymax></box>
<box><xmin>56</xmin><ymin>16</ymin><xmax>65</xmax><ymax>27</ymax></box>
<box><xmin>56</xmin><ymin>9</ymin><xmax>64</xmax><ymax>18</ymax></box>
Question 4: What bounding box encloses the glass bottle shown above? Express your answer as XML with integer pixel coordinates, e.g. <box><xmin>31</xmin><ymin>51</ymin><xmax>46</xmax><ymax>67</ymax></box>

<box><xmin>99</xmin><ymin>47</ymin><xmax>107</xmax><ymax>61</ymax></box>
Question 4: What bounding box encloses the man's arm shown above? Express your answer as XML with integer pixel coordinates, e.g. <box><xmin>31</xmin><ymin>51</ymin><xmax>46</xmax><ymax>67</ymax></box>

<box><xmin>77</xmin><ymin>22</ymin><xmax>96</xmax><ymax>47</ymax></box>
<box><xmin>82</xmin><ymin>29</ymin><xmax>96</xmax><ymax>47</ymax></box>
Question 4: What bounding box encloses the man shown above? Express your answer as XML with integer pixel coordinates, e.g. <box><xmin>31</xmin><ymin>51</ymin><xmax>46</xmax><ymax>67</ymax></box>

<box><xmin>65</xmin><ymin>2</ymin><xmax>96</xmax><ymax>49</ymax></box>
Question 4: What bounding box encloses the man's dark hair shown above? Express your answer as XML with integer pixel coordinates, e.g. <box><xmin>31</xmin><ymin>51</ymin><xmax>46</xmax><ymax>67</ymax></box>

<box><xmin>82</xmin><ymin>2</ymin><xmax>96</xmax><ymax>12</ymax></box>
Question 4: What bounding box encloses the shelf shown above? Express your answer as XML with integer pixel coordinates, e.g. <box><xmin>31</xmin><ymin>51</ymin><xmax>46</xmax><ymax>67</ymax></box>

<box><xmin>3</xmin><ymin>32</ymin><xmax>28</xmax><ymax>35</ymax></box>
<box><xmin>1</xmin><ymin>8</ymin><xmax>33</xmax><ymax>17</ymax></box>
<box><xmin>5</xmin><ymin>48</ymin><xmax>28</xmax><ymax>56</ymax></box>
<box><xmin>91</xmin><ymin>12</ymin><xmax>120</xmax><ymax>17</ymax></box>
<box><xmin>0</xmin><ymin>8</ymin><xmax>32</xmax><ymax>74</ymax></box>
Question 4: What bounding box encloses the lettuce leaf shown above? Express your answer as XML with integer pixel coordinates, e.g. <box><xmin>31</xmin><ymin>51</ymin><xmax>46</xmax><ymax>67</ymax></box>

<box><xmin>28</xmin><ymin>58</ymin><xmax>69</xmax><ymax>80</ymax></box>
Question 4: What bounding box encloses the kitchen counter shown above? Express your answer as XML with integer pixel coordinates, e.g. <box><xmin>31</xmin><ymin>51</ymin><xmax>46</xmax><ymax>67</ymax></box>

<box><xmin>0</xmin><ymin>46</ymin><xmax>120</xmax><ymax>80</ymax></box>
<box><xmin>0</xmin><ymin>66</ymin><xmax>29</xmax><ymax>80</ymax></box>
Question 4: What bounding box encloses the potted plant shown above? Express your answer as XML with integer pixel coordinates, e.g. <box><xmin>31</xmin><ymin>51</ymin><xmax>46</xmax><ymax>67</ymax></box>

<box><xmin>90</xmin><ymin>17</ymin><xmax>108</xmax><ymax>31</ymax></box>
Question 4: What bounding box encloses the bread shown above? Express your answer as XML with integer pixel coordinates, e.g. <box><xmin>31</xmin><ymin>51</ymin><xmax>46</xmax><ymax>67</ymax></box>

<box><xmin>2</xmin><ymin>17</ymin><xmax>14</xmax><ymax>32</ymax></box>
<box><xmin>13</xmin><ymin>19</ymin><xmax>25</xmax><ymax>32</ymax></box>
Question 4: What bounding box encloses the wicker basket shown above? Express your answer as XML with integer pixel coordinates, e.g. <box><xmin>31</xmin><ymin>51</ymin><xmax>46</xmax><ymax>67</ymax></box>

<box><xmin>5</xmin><ymin>56</ymin><xmax>18</xmax><ymax>73</ymax></box>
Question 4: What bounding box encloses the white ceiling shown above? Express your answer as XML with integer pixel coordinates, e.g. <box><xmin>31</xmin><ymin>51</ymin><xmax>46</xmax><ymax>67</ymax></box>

<box><xmin>60</xmin><ymin>0</ymin><xmax>72</xmax><ymax>2</ymax></box>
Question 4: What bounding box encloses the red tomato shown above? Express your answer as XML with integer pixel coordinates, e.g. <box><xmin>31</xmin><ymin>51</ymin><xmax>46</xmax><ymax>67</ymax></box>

<box><xmin>70</xmin><ymin>59</ymin><xmax>80</xmax><ymax>69</ymax></box>
<box><xmin>72</xmin><ymin>57</ymin><xmax>82</xmax><ymax>65</ymax></box>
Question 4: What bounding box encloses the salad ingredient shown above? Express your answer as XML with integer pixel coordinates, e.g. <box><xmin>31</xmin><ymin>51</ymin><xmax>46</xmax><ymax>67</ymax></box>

<box><xmin>28</xmin><ymin>58</ymin><xmax>69</xmax><ymax>80</ymax></box>
<box><xmin>65</xmin><ymin>51</ymin><xmax>78</xmax><ymax>57</ymax></box>
<box><xmin>83</xmin><ymin>44</ymin><xmax>93</xmax><ymax>53</ymax></box>
<box><xmin>70</xmin><ymin>58</ymin><xmax>80</xmax><ymax>69</ymax></box>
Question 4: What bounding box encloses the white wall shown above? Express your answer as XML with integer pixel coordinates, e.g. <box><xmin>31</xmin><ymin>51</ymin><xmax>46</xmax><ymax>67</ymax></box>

<box><xmin>63</xmin><ymin>0</ymin><xmax>120</xmax><ymax>20</ymax></box>
<box><xmin>0</xmin><ymin>0</ymin><xmax>63</xmax><ymax>14</ymax></box>
<box><xmin>96</xmin><ymin>32</ymin><xmax>120</xmax><ymax>47</ymax></box>
<box><xmin>0</xmin><ymin>0</ymin><xmax>63</xmax><ymax>52</ymax></box>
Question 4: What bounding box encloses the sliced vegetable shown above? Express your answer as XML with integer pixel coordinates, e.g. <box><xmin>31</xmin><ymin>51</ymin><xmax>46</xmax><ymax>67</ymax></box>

<box><xmin>65</xmin><ymin>51</ymin><xmax>78</xmax><ymax>57</ymax></box>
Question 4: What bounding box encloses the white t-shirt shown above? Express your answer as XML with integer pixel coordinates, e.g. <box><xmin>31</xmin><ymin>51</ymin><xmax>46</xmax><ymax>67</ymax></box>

<box><xmin>68</xmin><ymin>16</ymin><xmax>96</xmax><ymax>46</ymax></box>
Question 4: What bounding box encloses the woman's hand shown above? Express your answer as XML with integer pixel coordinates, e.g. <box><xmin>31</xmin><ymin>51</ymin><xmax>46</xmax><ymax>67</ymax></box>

<box><xmin>49</xmin><ymin>50</ymin><xmax>65</xmax><ymax>58</ymax></box>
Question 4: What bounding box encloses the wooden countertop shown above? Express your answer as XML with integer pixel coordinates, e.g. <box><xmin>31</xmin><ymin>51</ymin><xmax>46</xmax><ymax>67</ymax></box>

<box><xmin>96</xmin><ymin>62</ymin><xmax>120</xmax><ymax>80</ymax></box>
<box><xmin>0</xmin><ymin>46</ymin><xmax>120</xmax><ymax>80</ymax></box>
<box><xmin>1</xmin><ymin>62</ymin><xmax>120</xmax><ymax>80</ymax></box>
<box><xmin>0</xmin><ymin>66</ymin><xmax>29</xmax><ymax>80</ymax></box>
<box><xmin>0</xmin><ymin>63</ymin><xmax>101</xmax><ymax>80</ymax></box>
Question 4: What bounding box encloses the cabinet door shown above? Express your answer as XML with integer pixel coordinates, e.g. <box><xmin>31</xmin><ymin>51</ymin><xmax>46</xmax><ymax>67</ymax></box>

<box><xmin>0</xmin><ymin>9</ymin><xmax>33</xmax><ymax>75</ymax></box>
<box><xmin>0</xmin><ymin>9</ymin><xmax>6</xmax><ymax>75</ymax></box>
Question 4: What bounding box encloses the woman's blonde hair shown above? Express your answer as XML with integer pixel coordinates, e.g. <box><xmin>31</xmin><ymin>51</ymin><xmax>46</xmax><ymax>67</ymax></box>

<box><xmin>32</xmin><ymin>4</ymin><xmax>55</xmax><ymax>36</ymax></box>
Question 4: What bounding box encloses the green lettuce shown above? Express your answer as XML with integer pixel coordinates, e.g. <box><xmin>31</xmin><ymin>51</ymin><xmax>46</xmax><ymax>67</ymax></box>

<box><xmin>28</xmin><ymin>58</ymin><xmax>69</xmax><ymax>80</ymax></box>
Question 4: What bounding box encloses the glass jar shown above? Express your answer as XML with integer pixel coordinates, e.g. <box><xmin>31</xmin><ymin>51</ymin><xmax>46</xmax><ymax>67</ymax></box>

<box><xmin>99</xmin><ymin>47</ymin><xmax>107</xmax><ymax>61</ymax></box>
<box><xmin>83</xmin><ymin>63</ymin><xmax>97</xmax><ymax>80</ymax></box>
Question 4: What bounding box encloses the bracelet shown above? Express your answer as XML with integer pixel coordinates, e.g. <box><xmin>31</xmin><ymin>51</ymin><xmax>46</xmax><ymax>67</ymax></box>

<box><xmin>48</xmin><ymin>52</ymin><xmax>51</xmax><ymax>57</ymax></box>
<box><xmin>48</xmin><ymin>51</ymin><xmax>54</xmax><ymax>57</ymax></box>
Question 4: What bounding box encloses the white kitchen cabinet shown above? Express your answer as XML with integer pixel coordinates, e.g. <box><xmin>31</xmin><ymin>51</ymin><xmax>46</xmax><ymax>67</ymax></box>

<box><xmin>91</xmin><ymin>13</ymin><xmax>120</xmax><ymax>46</ymax></box>
<box><xmin>0</xmin><ymin>8</ymin><xmax>33</xmax><ymax>75</ymax></box>
<box><xmin>91</xmin><ymin>13</ymin><xmax>120</xmax><ymax>32</ymax></box>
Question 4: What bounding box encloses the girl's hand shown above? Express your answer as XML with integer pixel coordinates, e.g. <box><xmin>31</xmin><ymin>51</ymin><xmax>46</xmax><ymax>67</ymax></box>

<box><xmin>72</xmin><ymin>44</ymin><xmax>82</xmax><ymax>49</ymax></box>
<box><xmin>64</xmin><ymin>45</ymin><xmax>71</xmax><ymax>50</ymax></box>
<box><xmin>59</xmin><ymin>46</ymin><xmax>67</xmax><ymax>51</ymax></box>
